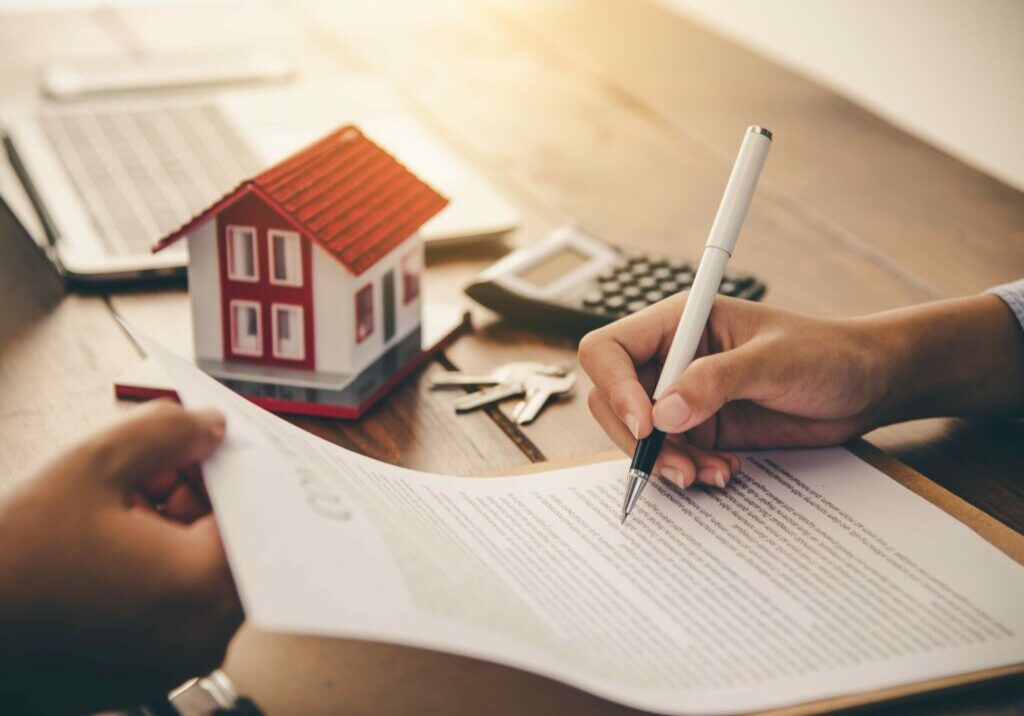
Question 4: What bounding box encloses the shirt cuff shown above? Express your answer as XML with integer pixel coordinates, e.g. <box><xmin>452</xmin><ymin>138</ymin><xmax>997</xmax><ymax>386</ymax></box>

<box><xmin>986</xmin><ymin>279</ymin><xmax>1024</xmax><ymax>333</ymax></box>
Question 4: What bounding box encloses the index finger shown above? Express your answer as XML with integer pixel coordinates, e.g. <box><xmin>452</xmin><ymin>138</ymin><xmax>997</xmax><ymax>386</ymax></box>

<box><xmin>578</xmin><ymin>297</ymin><xmax>686</xmax><ymax>439</ymax></box>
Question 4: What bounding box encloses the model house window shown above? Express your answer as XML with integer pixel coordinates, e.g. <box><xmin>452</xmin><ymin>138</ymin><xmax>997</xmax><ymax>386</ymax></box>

<box><xmin>227</xmin><ymin>226</ymin><xmax>258</xmax><ymax>281</ymax></box>
<box><xmin>230</xmin><ymin>300</ymin><xmax>262</xmax><ymax>355</ymax></box>
<box><xmin>272</xmin><ymin>304</ymin><xmax>305</xmax><ymax>360</ymax></box>
<box><xmin>269</xmin><ymin>230</ymin><xmax>303</xmax><ymax>286</ymax></box>
<box><xmin>355</xmin><ymin>284</ymin><xmax>374</xmax><ymax>343</ymax></box>
<box><xmin>401</xmin><ymin>249</ymin><xmax>421</xmax><ymax>304</ymax></box>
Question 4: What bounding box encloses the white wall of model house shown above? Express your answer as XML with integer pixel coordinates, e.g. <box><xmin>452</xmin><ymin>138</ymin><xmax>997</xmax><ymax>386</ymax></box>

<box><xmin>312</xmin><ymin>232</ymin><xmax>423</xmax><ymax>376</ymax></box>
<box><xmin>186</xmin><ymin>219</ymin><xmax>423</xmax><ymax>377</ymax></box>
<box><xmin>187</xmin><ymin>218</ymin><xmax>224</xmax><ymax>363</ymax></box>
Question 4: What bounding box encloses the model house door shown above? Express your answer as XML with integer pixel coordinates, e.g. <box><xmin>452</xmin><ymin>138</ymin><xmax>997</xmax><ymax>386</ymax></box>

<box><xmin>383</xmin><ymin>269</ymin><xmax>396</xmax><ymax>341</ymax></box>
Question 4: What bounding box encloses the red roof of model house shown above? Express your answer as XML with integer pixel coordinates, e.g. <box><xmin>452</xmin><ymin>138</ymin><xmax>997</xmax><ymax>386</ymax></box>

<box><xmin>153</xmin><ymin>125</ymin><xmax>448</xmax><ymax>275</ymax></box>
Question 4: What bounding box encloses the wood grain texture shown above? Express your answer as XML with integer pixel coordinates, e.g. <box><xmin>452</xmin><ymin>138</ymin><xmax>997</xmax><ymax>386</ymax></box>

<box><xmin>305</xmin><ymin>0</ymin><xmax>936</xmax><ymax>313</ymax></box>
<box><xmin>866</xmin><ymin>418</ymin><xmax>1024</xmax><ymax>535</ymax></box>
<box><xmin>485</xmin><ymin>0</ymin><xmax>1024</xmax><ymax>298</ymax></box>
<box><xmin>0</xmin><ymin>201</ymin><xmax>139</xmax><ymax>492</ymax></box>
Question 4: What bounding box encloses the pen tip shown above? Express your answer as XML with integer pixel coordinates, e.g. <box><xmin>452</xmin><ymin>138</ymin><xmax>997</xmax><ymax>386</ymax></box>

<box><xmin>621</xmin><ymin>469</ymin><xmax>649</xmax><ymax>523</ymax></box>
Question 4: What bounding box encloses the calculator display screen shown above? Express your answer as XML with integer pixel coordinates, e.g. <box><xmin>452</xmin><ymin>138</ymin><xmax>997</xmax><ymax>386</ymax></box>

<box><xmin>516</xmin><ymin>247</ymin><xmax>589</xmax><ymax>288</ymax></box>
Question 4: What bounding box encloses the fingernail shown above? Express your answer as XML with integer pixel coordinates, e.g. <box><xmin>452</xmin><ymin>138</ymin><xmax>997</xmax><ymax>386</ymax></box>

<box><xmin>623</xmin><ymin>412</ymin><xmax>640</xmax><ymax>439</ymax></box>
<box><xmin>698</xmin><ymin>467</ymin><xmax>726</xmax><ymax>488</ymax></box>
<box><xmin>660</xmin><ymin>466</ymin><xmax>684</xmax><ymax>487</ymax></box>
<box><xmin>652</xmin><ymin>393</ymin><xmax>692</xmax><ymax>432</ymax></box>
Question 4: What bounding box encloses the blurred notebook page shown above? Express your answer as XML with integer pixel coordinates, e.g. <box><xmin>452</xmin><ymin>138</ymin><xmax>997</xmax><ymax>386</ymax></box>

<box><xmin>139</xmin><ymin>334</ymin><xmax>1024</xmax><ymax>716</ymax></box>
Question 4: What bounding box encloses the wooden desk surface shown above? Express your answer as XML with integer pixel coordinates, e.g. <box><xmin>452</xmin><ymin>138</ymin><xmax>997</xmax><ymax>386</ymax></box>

<box><xmin>1</xmin><ymin>1</ymin><xmax>1022</xmax><ymax>713</ymax></box>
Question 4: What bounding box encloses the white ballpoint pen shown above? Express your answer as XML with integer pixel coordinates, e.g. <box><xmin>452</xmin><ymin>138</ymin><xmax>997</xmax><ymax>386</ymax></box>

<box><xmin>621</xmin><ymin>124</ymin><xmax>772</xmax><ymax>522</ymax></box>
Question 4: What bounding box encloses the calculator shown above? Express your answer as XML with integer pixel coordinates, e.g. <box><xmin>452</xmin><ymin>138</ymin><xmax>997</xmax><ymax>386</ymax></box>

<box><xmin>464</xmin><ymin>226</ymin><xmax>766</xmax><ymax>333</ymax></box>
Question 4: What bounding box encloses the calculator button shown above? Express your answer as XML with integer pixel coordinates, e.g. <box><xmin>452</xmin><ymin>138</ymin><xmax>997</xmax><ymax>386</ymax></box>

<box><xmin>582</xmin><ymin>291</ymin><xmax>604</xmax><ymax>307</ymax></box>
<box><xmin>653</xmin><ymin>266</ymin><xmax>672</xmax><ymax>280</ymax></box>
<box><xmin>738</xmin><ymin>281</ymin><xmax>767</xmax><ymax>301</ymax></box>
<box><xmin>622</xmin><ymin>285</ymin><xmax>642</xmax><ymax>299</ymax></box>
<box><xmin>603</xmin><ymin>295</ymin><xmax>626</xmax><ymax>311</ymax></box>
<box><xmin>626</xmin><ymin>300</ymin><xmax>648</xmax><ymax>313</ymax></box>
<box><xmin>644</xmin><ymin>290</ymin><xmax>665</xmax><ymax>303</ymax></box>
<box><xmin>599</xmin><ymin>281</ymin><xmax>621</xmax><ymax>295</ymax></box>
<box><xmin>597</xmin><ymin>269</ymin><xmax>617</xmax><ymax>282</ymax></box>
<box><xmin>668</xmin><ymin>259</ymin><xmax>691</xmax><ymax>272</ymax></box>
<box><xmin>637</xmin><ymin>276</ymin><xmax>657</xmax><ymax>290</ymax></box>
<box><xmin>648</xmin><ymin>256</ymin><xmax>669</xmax><ymax>268</ymax></box>
<box><xmin>676</xmin><ymin>271</ymin><xmax>695</xmax><ymax>285</ymax></box>
<box><xmin>719</xmin><ymin>280</ymin><xmax>738</xmax><ymax>295</ymax></box>
<box><xmin>659</xmin><ymin>281</ymin><xmax>681</xmax><ymax>294</ymax></box>
<box><xmin>725</xmin><ymin>273</ymin><xmax>754</xmax><ymax>289</ymax></box>
<box><xmin>630</xmin><ymin>263</ymin><xmax>652</xmax><ymax>276</ymax></box>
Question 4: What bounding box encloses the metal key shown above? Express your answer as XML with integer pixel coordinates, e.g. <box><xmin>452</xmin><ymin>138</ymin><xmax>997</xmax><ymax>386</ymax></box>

<box><xmin>433</xmin><ymin>361</ymin><xmax>571</xmax><ymax>413</ymax></box>
<box><xmin>454</xmin><ymin>382</ymin><xmax>527</xmax><ymax>412</ymax></box>
<box><xmin>429</xmin><ymin>361</ymin><xmax>567</xmax><ymax>389</ymax></box>
<box><xmin>511</xmin><ymin>372</ymin><xmax>576</xmax><ymax>425</ymax></box>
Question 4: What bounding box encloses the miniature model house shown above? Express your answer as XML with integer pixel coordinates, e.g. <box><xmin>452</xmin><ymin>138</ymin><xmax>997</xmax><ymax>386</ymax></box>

<box><xmin>153</xmin><ymin>125</ymin><xmax>447</xmax><ymax>387</ymax></box>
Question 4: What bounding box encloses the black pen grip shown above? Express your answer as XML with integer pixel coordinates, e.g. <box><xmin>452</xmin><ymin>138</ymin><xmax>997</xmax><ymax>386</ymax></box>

<box><xmin>629</xmin><ymin>428</ymin><xmax>666</xmax><ymax>476</ymax></box>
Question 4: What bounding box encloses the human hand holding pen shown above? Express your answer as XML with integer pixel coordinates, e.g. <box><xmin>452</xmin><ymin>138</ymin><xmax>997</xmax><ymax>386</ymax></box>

<box><xmin>601</xmin><ymin>124</ymin><xmax>771</xmax><ymax>519</ymax></box>
<box><xmin>579</xmin><ymin>292</ymin><xmax>1024</xmax><ymax>490</ymax></box>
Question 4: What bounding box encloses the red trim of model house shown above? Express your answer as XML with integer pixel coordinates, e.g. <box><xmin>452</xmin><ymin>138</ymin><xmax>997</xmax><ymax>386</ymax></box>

<box><xmin>216</xmin><ymin>192</ymin><xmax>316</xmax><ymax>370</ymax></box>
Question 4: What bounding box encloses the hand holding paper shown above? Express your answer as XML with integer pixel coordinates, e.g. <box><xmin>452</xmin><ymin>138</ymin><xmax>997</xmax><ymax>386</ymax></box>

<box><xmin>0</xmin><ymin>400</ymin><xmax>241</xmax><ymax>714</ymax></box>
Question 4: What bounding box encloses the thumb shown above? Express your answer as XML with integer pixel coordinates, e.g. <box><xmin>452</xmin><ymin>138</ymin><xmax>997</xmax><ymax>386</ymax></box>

<box><xmin>651</xmin><ymin>346</ymin><xmax>760</xmax><ymax>434</ymax></box>
<box><xmin>87</xmin><ymin>401</ymin><xmax>225</xmax><ymax>493</ymax></box>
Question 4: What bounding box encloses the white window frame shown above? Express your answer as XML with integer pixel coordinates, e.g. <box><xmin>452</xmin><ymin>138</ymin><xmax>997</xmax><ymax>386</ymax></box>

<box><xmin>268</xmin><ymin>229</ymin><xmax>304</xmax><ymax>287</ymax></box>
<box><xmin>226</xmin><ymin>225</ymin><xmax>259</xmax><ymax>283</ymax></box>
<box><xmin>229</xmin><ymin>300</ymin><xmax>262</xmax><ymax>356</ymax></box>
<box><xmin>271</xmin><ymin>303</ymin><xmax>305</xmax><ymax>361</ymax></box>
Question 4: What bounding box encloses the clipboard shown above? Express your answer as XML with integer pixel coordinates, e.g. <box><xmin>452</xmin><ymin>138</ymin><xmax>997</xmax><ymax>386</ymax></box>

<box><xmin>223</xmin><ymin>441</ymin><xmax>1024</xmax><ymax>716</ymax></box>
<box><xmin>486</xmin><ymin>439</ymin><xmax>1024</xmax><ymax>715</ymax></box>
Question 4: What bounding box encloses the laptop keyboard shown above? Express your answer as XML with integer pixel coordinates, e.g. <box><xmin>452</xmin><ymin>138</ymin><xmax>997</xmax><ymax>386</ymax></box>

<box><xmin>38</xmin><ymin>104</ymin><xmax>261</xmax><ymax>255</ymax></box>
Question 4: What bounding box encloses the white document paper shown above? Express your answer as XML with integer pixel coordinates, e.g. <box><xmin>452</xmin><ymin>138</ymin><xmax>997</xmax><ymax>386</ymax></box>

<box><xmin>142</xmin><ymin>335</ymin><xmax>1024</xmax><ymax>715</ymax></box>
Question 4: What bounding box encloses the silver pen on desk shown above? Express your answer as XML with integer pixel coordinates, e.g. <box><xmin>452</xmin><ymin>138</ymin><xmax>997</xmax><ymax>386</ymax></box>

<box><xmin>622</xmin><ymin>125</ymin><xmax>772</xmax><ymax>522</ymax></box>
